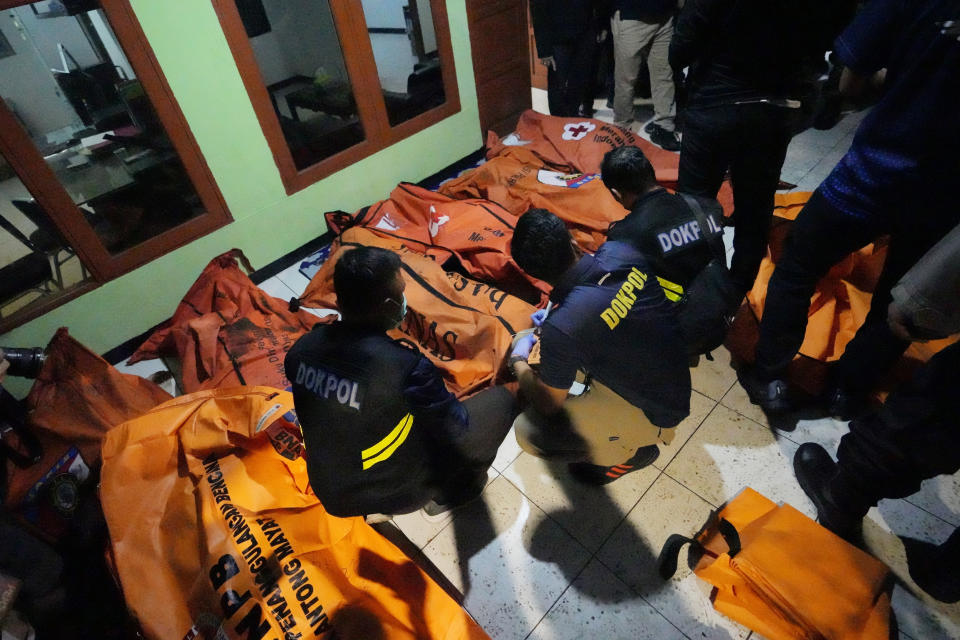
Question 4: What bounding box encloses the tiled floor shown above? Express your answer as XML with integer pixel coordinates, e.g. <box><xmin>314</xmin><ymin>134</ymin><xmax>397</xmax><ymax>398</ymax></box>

<box><xmin>112</xmin><ymin>90</ymin><xmax>960</xmax><ymax>639</ymax></box>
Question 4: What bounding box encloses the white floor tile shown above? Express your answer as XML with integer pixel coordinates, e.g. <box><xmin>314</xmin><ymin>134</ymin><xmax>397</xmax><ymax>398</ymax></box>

<box><xmin>721</xmin><ymin>381</ymin><xmax>854</xmax><ymax>454</ymax></box>
<box><xmin>690</xmin><ymin>345</ymin><xmax>739</xmax><ymax>401</ymax></box>
<box><xmin>864</xmin><ymin>499</ymin><xmax>960</xmax><ymax>640</ymax></box>
<box><xmin>655</xmin><ymin>390</ymin><xmax>717</xmax><ymax>470</ymax></box>
<box><xmin>777</xmin><ymin>415</ymin><xmax>851</xmax><ymax>456</ymax></box>
<box><xmin>892</xmin><ymin>585</ymin><xmax>958</xmax><ymax>640</ymax></box>
<box><xmin>791</xmin><ymin>125</ymin><xmax>850</xmax><ymax>152</ymax></box>
<box><xmin>114</xmin><ymin>357</ymin><xmax>172</xmax><ymax>381</ymax></box>
<box><xmin>276</xmin><ymin>263</ymin><xmax>312</xmax><ymax>298</ymax></box>
<box><xmin>528</xmin><ymin>559</ymin><xmax>687</xmax><ymax>640</ymax></box>
<box><xmin>258</xmin><ymin>276</ymin><xmax>298</xmax><ymax>302</ymax></box>
<box><xmin>722</xmin><ymin>226</ymin><xmax>735</xmax><ymax>254</ymax></box>
<box><xmin>391</xmin><ymin>467</ymin><xmax>499</xmax><ymax>550</ymax></box>
<box><xmin>904</xmin><ymin>472</ymin><xmax>960</xmax><ymax>528</ymax></box>
<box><xmin>532</xmin><ymin>88</ymin><xmax>549</xmax><ymax>116</ymax></box>
<box><xmin>596</xmin><ymin>474</ymin><xmax>753</xmax><ymax>639</ymax></box>
<box><xmin>114</xmin><ymin>357</ymin><xmax>178</xmax><ymax>396</ymax></box>
<box><xmin>421</xmin><ymin>475</ymin><xmax>591</xmax><ymax>640</ymax></box>
<box><xmin>490</xmin><ymin>425</ymin><xmax>523</xmax><ymax>473</ymax></box>
<box><xmin>301</xmin><ymin>307</ymin><xmax>340</xmax><ymax>320</ymax></box>
<box><xmin>502</xmin><ymin>451</ymin><xmax>659</xmax><ymax>552</ymax></box>
<box><xmin>664</xmin><ymin>403</ymin><xmax>816</xmax><ymax>518</ymax></box>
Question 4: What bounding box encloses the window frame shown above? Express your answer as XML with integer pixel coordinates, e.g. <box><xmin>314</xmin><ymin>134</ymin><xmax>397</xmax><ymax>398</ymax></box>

<box><xmin>212</xmin><ymin>0</ymin><xmax>461</xmax><ymax>195</ymax></box>
<box><xmin>0</xmin><ymin>0</ymin><xmax>232</xmax><ymax>332</ymax></box>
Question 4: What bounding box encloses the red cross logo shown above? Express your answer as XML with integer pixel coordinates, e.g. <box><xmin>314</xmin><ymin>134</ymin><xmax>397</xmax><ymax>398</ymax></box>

<box><xmin>562</xmin><ymin>121</ymin><xmax>596</xmax><ymax>141</ymax></box>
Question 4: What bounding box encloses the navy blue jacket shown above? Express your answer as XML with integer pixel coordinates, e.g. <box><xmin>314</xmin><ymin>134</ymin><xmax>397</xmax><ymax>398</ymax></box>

<box><xmin>538</xmin><ymin>241</ymin><xmax>691</xmax><ymax>427</ymax></box>
<box><xmin>285</xmin><ymin>323</ymin><xmax>467</xmax><ymax>517</ymax></box>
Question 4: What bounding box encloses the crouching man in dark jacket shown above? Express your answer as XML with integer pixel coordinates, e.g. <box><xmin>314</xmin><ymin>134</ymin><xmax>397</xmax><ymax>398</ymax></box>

<box><xmin>509</xmin><ymin>210</ymin><xmax>691</xmax><ymax>484</ymax></box>
<box><xmin>285</xmin><ymin>247</ymin><xmax>517</xmax><ymax>519</ymax></box>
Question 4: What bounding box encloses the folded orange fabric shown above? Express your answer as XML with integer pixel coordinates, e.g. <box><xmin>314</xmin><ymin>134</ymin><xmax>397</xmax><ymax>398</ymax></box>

<box><xmin>666</xmin><ymin>487</ymin><xmax>892</xmax><ymax>640</ymax></box>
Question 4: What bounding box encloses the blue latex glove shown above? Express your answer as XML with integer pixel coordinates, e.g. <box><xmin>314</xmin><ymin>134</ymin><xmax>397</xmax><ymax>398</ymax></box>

<box><xmin>530</xmin><ymin>309</ymin><xmax>548</xmax><ymax>328</ymax></box>
<box><xmin>511</xmin><ymin>333</ymin><xmax>537</xmax><ymax>360</ymax></box>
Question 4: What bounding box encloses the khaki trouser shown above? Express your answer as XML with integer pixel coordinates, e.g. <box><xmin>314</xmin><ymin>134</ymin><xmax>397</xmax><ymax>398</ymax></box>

<box><xmin>611</xmin><ymin>10</ymin><xmax>676</xmax><ymax>130</ymax></box>
<box><xmin>513</xmin><ymin>376</ymin><xmax>676</xmax><ymax>467</ymax></box>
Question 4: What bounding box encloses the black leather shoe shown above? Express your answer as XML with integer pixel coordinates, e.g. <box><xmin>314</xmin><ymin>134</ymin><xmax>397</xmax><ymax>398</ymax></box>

<box><xmin>903</xmin><ymin>530</ymin><xmax>960</xmax><ymax>603</ymax></box>
<box><xmin>645</xmin><ymin>123</ymin><xmax>681</xmax><ymax>151</ymax></box>
<box><xmin>738</xmin><ymin>369</ymin><xmax>792</xmax><ymax>414</ymax></box>
<box><xmin>823</xmin><ymin>385</ymin><xmax>870</xmax><ymax>421</ymax></box>
<box><xmin>793</xmin><ymin>443</ymin><xmax>862</xmax><ymax>542</ymax></box>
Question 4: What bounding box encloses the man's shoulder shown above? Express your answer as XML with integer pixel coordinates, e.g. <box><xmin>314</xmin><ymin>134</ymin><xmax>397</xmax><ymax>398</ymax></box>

<box><xmin>624</xmin><ymin>191</ymin><xmax>694</xmax><ymax>228</ymax></box>
<box><xmin>545</xmin><ymin>293</ymin><xmax>601</xmax><ymax>335</ymax></box>
<box><xmin>289</xmin><ymin>325</ymin><xmax>417</xmax><ymax>362</ymax></box>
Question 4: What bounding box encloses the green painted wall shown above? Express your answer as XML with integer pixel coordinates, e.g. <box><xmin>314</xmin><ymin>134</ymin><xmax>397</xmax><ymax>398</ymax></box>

<box><xmin>0</xmin><ymin>0</ymin><xmax>480</xmax><ymax>396</ymax></box>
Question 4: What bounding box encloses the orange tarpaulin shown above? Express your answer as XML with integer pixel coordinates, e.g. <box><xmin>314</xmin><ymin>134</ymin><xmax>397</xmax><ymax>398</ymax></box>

<box><xmin>4</xmin><ymin>328</ymin><xmax>170</xmax><ymax>514</ymax></box>
<box><xmin>439</xmin><ymin>146</ymin><xmax>628</xmax><ymax>253</ymax></box>
<box><xmin>727</xmin><ymin>192</ymin><xmax>957</xmax><ymax>395</ymax></box>
<box><xmin>487</xmin><ymin>110</ymin><xmax>682</xmax><ymax>186</ymax></box>
<box><xmin>128</xmin><ymin>250</ymin><xmax>323</xmax><ymax>393</ymax></box>
<box><xmin>485</xmin><ymin>109</ymin><xmax>735</xmax><ymax>215</ymax></box>
<box><xmin>299</xmin><ymin>227</ymin><xmax>534</xmax><ymax>397</ymax></box>
<box><xmin>327</xmin><ymin>183</ymin><xmax>549</xmax><ymax>304</ymax></box>
<box><xmin>747</xmin><ymin>193</ymin><xmax>888</xmax><ymax>363</ymax></box>
<box><xmin>100</xmin><ymin>386</ymin><xmax>489</xmax><ymax>640</ymax></box>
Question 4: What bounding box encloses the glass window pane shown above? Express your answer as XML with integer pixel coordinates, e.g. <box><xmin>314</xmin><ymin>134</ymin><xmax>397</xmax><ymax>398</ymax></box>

<box><xmin>0</xmin><ymin>155</ymin><xmax>90</xmax><ymax>319</ymax></box>
<box><xmin>0</xmin><ymin>3</ymin><xmax>206</xmax><ymax>255</ymax></box>
<box><xmin>360</xmin><ymin>0</ymin><xmax>446</xmax><ymax>126</ymax></box>
<box><xmin>240</xmin><ymin>0</ymin><xmax>365</xmax><ymax>170</ymax></box>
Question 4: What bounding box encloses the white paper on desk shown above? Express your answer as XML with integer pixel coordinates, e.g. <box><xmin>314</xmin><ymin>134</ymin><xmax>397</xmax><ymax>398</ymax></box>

<box><xmin>80</xmin><ymin>132</ymin><xmax>110</xmax><ymax>148</ymax></box>
<box><xmin>568</xmin><ymin>381</ymin><xmax>586</xmax><ymax>396</ymax></box>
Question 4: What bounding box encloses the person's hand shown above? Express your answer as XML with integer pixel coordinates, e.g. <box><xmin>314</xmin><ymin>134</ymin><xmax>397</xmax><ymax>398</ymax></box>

<box><xmin>531</xmin><ymin>309</ymin><xmax>548</xmax><ymax>328</ymax></box>
<box><xmin>0</xmin><ymin>354</ymin><xmax>8</xmax><ymax>385</ymax></box>
<box><xmin>511</xmin><ymin>333</ymin><xmax>538</xmax><ymax>361</ymax></box>
<box><xmin>887</xmin><ymin>304</ymin><xmax>925</xmax><ymax>343</ymax></box>
<box><xmin>539</xmin><ymin>56</ymin><xmax>556</xmax><ymax>70</ymax></box>
<box><xmin>597</xmin><ymin>29</ymin><xmax>608</xmax><ymax>43</ymax></box>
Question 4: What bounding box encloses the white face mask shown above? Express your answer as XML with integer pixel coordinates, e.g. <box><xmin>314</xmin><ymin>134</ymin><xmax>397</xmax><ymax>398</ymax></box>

<box><xmin>387</xmin><ymin>293</ymin><xmax>407</xmax><ymax>329</ymax></box>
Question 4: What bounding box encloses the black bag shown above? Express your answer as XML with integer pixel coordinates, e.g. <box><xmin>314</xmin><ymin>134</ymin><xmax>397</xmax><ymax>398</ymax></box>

<box><xmin>675</xmin><ymin>194</ymin><xmax>743</xmax><ymax>357</ymax></box>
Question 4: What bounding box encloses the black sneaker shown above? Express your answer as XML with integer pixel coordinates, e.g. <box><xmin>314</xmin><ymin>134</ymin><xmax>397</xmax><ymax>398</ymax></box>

<box><xmin>738</xmin><ymin>368</ymin><xmax>792</xmax><ymax>414</ymax></box>
<box><xmin>644</xmin><ymin>123</ymin><xmax>681</xmax><ymax>151</ymax></box>
<box><xmin>568</xmin><ymin>445</ymin><xmax>660</xmax><ymax>485</ymax></box>
<box><xmin>903</xmin><ymin>530</ymin><xmax>960</xmax><ymax>603</ymax></box>
<box><xmin>793</xmin><ymin>443</ymin><xmax>862</xmax><ymax>542</ymax></box>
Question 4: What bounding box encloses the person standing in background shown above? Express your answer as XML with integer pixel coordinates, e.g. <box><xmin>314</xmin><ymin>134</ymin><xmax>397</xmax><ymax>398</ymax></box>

<box><xmin>739</xmin><ymin>0</ymin><xmax>960</xmax><ymax>416</ymax></box>
<box><xmin>610</xmin><ymin>0</ymin><xmax>680</xmax><ymax>150</ymax></box>
<box><xmin>670</xmin><ymin>0</ymin><xmax>834</xmax><ymax>294</ymax></box>
<box><xmin>531</xmin><ymin>1</ymin><xmax>609</xmax><ymax>117</ymax></box>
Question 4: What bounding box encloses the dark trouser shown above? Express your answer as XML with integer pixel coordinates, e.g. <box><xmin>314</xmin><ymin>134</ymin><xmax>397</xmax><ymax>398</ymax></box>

<box><xmin>435</xmin><ymin>385</ymin><xmax>518</xmax><ymax>503</ymax></box>
<box><xmin>834</xmin><ymin>341</ymin><xmax>960</xmax><ymax>509</ymax></box>
<box><xmin>830</xmin><ymin>342</ymin><xmax>960</xmax><ymax>567</ymax></box>
<box><xmin>753</xmin><ymin>189</ymin><xmax>955</xmax><ymax>391</ymax></box>
<box><xmin>830</xmin><ymin>342</ymin><xmax>960</xmax><ymax>566</ymax></box>
<box><xmin>678</xmin><ymin>103</ymin><xmax>796</xmax><ymax>291</ymax></box>
<box><xmin>546</xmin><ymin>29</ymin><xmax>598</xmax><ymax>117</ymax></box>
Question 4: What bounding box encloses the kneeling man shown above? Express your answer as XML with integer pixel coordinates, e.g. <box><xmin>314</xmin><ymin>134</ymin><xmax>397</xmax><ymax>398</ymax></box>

<box><xmin>509</xmin><ymin>210</ymin><xmax>691</xmax><ymax>484</ymax></box>
<box><xmin>286</xmin><ymin>247</ymin><xmax>516</xmax><ymax>518</ymax></box>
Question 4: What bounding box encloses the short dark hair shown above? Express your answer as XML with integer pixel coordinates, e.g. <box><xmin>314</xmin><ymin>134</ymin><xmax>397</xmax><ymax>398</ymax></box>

<box><xmin>334</xmin><ymin>246</ymin><xmax>401</xmax><ymax>317</ymax></box>
<box><xmin>601</xmin><ymin>146</ymin><xmax>656</xmax><ymax>195</ymax></box>
<box><xmin>511</xmin><ymin>209</ymin><xmax>574</xmax><ymax>282</ymax></box>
